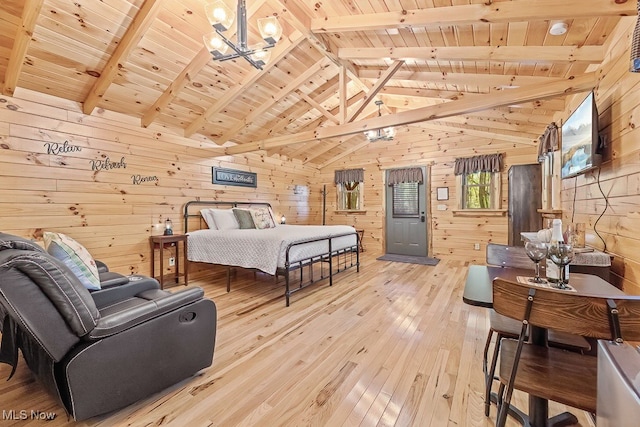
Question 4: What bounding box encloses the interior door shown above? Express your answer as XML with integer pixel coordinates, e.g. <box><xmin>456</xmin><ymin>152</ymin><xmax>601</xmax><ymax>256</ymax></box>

<box><xmin>508</xmin><ymin>164</ymin><xmax>542</xmax><ymax>246</ymax></box>
<box><xmin>385</xmin><ymin>167</ymin><xmax>428</xmax><ymax>256</ymax></box>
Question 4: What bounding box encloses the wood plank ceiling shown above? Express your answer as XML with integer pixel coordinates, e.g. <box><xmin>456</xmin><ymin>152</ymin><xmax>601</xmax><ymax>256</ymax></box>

<box><xmin>0</xmin><ymin>0</ymin><xmax>636</xmax><ymax>167</ymax></box>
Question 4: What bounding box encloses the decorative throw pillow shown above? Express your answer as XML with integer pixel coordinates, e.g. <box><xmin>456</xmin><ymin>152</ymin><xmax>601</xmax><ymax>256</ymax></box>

<box><xmin>233</xmin><ymin>208</ymin><xmax>256</xmax><ymax>229</ymax></box>
<box><xmin>211</xmin><ymin>209</ymin><xmax>239</xmax><ymax>231</ymax></box>
<box><xmin>200</xmin><ymin>208</ymin><xmax>218</xmax><ymax>229</ymax></box>
<box><xmin>251</xmin><ymin>207</ymin><xmax>276</xmax><ymax>229</ymax></box>
<box><xmin>43</xmin><ymin>232</ymin><xmax>101</xmax><ymax>291</ymax></box>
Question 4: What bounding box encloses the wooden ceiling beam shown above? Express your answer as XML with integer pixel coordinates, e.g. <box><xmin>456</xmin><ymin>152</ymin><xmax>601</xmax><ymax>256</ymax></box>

<box><xmin>303</xmin><ymin>136</ymin><xmax>359</xmax><ymax>164</ymax></box>
<box><xmin>217</xmin><ymin>57</ymin><xmax>333</xmax><ymax>143</ymax></box>
<box><xmin>224</xmin><ymin>71</ymin><xmax>598</xmax><ymax>155</ymax></box>
<box><xmin>184</xmin><ymin>30</ymin><xmax>305</xmax><ymax>138</ymax></box>
<box><xmin>249</xmin><ymin>77</ymin><xmax>342</xmax><ymax>140</ymax></box>
<box><xmin>141</xmin><ymin>47</ymin><xmax>212</xmax><ymax>128</ymax></box>
<box><xmin>413</xmin><ymin>122</ymin><xmax>537</xmax><ymax>145</ymax></box>
<box><xmin>346</xmin><ymin>60</ymin><xmax>404</xmax><ymax>123</ymax></box>
<box><xmin>310</xmin><ymin>0</ymin><xmax>636</xmax><ymax>33</ymax></box>
<box><xmin>274</xmin><ymin>0</ymin><xmax>372</xmax><ymax>94</ymax></box>
<box><xmin>359</xmin><ymin>69</ymin><xmax>558</xmax><ymax>88</ymax></box>
<box><xmin>2</xmin><ymin>0</ymin><xmax>44</xmax><ymax>96</ymax></box>
<box><xmin>297</xmin><ymin>89</ymin><xmax>340</xmax><ymax>125</ymax></box>
<box><xmin>338</xmin><ymin>65</ymin><xmax>347</xmax><ymax>123</ymax></box>
<box><xmin>430</xmin><ymin>115</ymin><xmax>542</xmax><ymax>135</ymax></box>
<box><xmin>338</xmin><ymin>46</ymin><xmax>605</xmax><ymax>64</ymax></box>
<box><xmin>319</xmin><ymin>140</ymin><xmax>371</xmax><ymax>168</ymax></box>
<box><xmin>381</xmin><ymin>97</ymin><xmax>558</xmax><ymax>124</ymax></box>
<box><xmin>82</xmin><ymin>0</ymin><xmax>163</xmax><ymax>115</ymax></box>
<box><xmin>380</xmin><ymin>86</ymin><xmax>566</xmax><ymax>111</ymax></box>
<box><xmin>141</xmin><ymin>0</ymin><xmax>269</xmax><ymax>130</ymax></box>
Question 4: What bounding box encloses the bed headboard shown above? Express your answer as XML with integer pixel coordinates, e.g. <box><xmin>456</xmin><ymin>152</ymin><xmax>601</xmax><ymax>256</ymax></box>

<box><xmin>183</xmin><ymin>200</ymin><xmax>272</xmax><ymax>233</ymax></box>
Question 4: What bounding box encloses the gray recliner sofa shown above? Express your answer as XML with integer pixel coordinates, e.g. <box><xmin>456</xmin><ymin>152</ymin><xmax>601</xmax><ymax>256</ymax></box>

<box><xmin>0</xmin><ymin>232</ymin><xmax>217</xmax><ymax>421</ymax></box>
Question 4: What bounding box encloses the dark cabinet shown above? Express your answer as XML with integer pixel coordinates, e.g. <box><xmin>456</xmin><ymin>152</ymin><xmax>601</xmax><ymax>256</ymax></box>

<box><xmin>508</xmin><ymin>164</ymin><xmax>542</xmax><ymax>246</ymax></box>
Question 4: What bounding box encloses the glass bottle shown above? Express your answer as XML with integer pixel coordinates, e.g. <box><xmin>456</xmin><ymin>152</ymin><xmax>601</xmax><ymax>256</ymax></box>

<box><xmin>546</xmin><ymin>219</ymin><xmax>569</xmax><ymax>282</ymax></box>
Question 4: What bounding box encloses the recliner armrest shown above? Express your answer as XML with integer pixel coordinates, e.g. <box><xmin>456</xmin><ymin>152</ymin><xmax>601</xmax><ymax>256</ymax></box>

<box><xmin>90</xmin><ymin>276</ymin><xmax>160</xmax><ymax>309</ymax></box>
<box><xmin>95</xmin><ymin>260</ymin><xmax>109</xmax><ymax>273</ymax></box>
<box><xmin>88</xmin><ymin>287</ymin><xmax>205</xmax><ymax>339</ymax></box>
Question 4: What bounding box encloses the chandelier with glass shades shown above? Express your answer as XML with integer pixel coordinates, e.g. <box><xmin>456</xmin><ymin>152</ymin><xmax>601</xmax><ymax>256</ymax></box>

<box><xmin>203</xmin><ymin>0</ymin><xmax>282</xmax><ymax>70</ymax></box>
<box><xmin>364</xmin><ymin>100</ymin><xmax>396</xmax><ymax>142</ymax></box>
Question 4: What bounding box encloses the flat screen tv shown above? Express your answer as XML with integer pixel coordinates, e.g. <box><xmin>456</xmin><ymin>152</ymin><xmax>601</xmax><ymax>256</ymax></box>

<box><xmin>560</xmin><ymin>91</ymin><xmax>602</xmax><ymax>179</ymax></box>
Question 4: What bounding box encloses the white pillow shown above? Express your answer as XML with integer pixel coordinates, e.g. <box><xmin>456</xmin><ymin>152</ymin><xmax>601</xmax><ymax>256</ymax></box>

<box><xmin>211</xmin><ymin>209</ymin><xmax>239</xmax><ymax>230</ymax></box>
<box><xmin>200</xmin><ymin>209</ymin><xmax>218</xmax><ymax>229</ymax></box>
<box><xmin>43</xmin><ymin>232</ymin><xmax>101</xmax><ymax>291</ymax></box>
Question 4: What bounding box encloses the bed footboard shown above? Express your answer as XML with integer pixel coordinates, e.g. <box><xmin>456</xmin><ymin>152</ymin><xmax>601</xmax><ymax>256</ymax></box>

<box><xmin>278</xmin><ymin>231</ymin><xmax>360</xmax><ymax>306</ymax></box>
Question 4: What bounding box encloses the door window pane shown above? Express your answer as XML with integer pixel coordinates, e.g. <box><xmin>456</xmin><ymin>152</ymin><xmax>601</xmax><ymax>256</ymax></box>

<box><xmin>392</xmin><ymin>182</ymin><xmax>419</xmax><ymax>217</ymax></box>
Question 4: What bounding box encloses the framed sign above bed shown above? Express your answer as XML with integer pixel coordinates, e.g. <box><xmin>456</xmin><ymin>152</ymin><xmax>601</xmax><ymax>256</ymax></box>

<box><xmin>212</xmin><ymin>167</ymin><xmax>257</xmax><ymax>188</ymax></box>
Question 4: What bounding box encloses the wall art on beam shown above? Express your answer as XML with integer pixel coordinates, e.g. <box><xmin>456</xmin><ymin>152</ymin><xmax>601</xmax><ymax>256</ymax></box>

<box><xmin>212</xmin><ymin>167</ymin><xmax>257</xmax><ymax>188</ymax></box>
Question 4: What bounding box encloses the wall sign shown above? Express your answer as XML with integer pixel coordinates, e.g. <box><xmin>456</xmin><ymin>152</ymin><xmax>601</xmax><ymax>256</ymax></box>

<box><xmin>212</xmin><ymin>167</ymin><xmax>257</xmax><ymax>188</ymax></box>
<box><xmin>90</xmin><ymin>156</ymin><xmax>126</xmax><ymax>171</ymax></box>
<box><xmin>44</xmin><ymin>141</ymin><xmax>82</xmax><ymax>154</ymax></box>
<box><xmin>44</xmin><ymin>140</ymin><xmax>157</xmax><ymax>185</ymax></box>
<box><xmin>436</xmin><ymin>187</ymin><xmax>449</xmax><ymax>201</ymax></box>
<box><xmin>132</xmin><ymin>175</ymin><xmax>158</xmax><ymax>185</ymax></box>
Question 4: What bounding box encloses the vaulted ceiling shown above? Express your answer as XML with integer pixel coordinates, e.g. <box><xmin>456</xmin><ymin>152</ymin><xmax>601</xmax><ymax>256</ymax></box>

<box><xmin>0</xmin><ymin>0</ymin><xmax>635</xmax><ymax>167</ymax></box>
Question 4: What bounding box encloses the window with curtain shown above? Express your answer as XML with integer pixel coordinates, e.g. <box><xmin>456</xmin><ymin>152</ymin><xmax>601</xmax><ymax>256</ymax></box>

<box><xmin>454</xmin><ymin>154</ymin><xmax>503</xmax><ymax>210</ymax></box>
<box><xmin>462</xmin><ymin>172</ymin><xmax>494</xmax><ymax>209</ymax></box>
<box><xmin>335</xmin><ymin>168</ymin><xmax>364</xmax><ymax>211</ymax></box>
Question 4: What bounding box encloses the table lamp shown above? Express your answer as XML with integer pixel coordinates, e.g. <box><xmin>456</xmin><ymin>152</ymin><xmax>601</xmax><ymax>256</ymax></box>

<box><xmin>164</xmin><ymin>218</ymin><xmax>173</xmax><ymax>235</ymax></box>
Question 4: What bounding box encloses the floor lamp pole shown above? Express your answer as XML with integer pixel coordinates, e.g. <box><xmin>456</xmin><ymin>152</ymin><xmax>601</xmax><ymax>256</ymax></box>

<box><xmin>322</xmin><ymin>184</ymin><xmax>326</xmax><ymax>225</ymax></box>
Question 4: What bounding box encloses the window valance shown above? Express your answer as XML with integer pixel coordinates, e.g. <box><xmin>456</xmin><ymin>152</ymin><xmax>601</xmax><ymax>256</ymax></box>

<box><xmin>454</xmin><ymin>153</ymin><xmax>503</xmax><ymax>175</ymax></box>
<box><xmin>537</xmin><ymin>122</ymin><xmax>559</xmax><ymax>162</ymax></box>
<box><xmin>334</xmin><ymin>168</ymin><xmax>364</xmax><ymax>184</ymax></box>
<box><xmin>387</xmin><ymin>167</ymin><xmax>423</xmax><ymax>185</ymax></box>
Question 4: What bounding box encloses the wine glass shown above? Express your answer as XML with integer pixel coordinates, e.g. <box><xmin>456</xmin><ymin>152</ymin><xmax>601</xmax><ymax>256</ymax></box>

<box><xmin>524</xmin><ymin>241</ymin><xmax>548</xmax><ymax>283</ymax></box>
<box><xmin>548</xmin><ymin>243</ymin><xmax>574</xmax><ymax>289</ymax></box>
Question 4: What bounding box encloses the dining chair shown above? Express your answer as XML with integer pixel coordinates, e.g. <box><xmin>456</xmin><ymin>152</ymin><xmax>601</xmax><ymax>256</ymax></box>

<box><xmin>482</xmin><ymin>243</ymin><xmax>590</xmax><ymax>416</ymax></box>
<box><xmin>492</xmin><ymin>277</ymin><xmax>640</xmax><ymax>427</ymax></box>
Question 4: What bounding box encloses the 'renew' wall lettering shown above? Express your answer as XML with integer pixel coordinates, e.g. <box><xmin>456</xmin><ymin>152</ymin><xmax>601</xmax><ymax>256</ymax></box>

<box><xmin>132</xmin><ymin>175</ymin><xmax>158</xmax><ymax>185</ymax></box>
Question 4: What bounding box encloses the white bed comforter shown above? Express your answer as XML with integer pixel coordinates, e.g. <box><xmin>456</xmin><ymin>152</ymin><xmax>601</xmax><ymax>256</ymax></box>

<box><xmin>187</xmin><ymin>225</ymin><xmax>357</xmax><ymax>275</ymax></box>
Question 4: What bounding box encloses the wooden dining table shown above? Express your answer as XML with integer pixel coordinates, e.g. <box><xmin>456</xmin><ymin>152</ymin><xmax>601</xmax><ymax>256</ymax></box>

<box><xmin>463</xmin><ymin>264</ymin><xmax>626</xmax><ymax>427</ymax></box>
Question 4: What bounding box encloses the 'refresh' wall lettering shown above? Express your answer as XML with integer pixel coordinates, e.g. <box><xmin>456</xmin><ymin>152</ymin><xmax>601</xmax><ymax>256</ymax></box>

<box><xmin>90</xmin><ymin>156</ymin><xmax>127</xmax><ymax>171</ymax></box>
<box><xmin>44</xmin><ymin>140</ymin><xmax>82</xmax><ymax>155</ymax></box>
<box><xmin>132</xmin><ymin>175</ymin><xmax>158</xmax><ymax>185</ymax></box>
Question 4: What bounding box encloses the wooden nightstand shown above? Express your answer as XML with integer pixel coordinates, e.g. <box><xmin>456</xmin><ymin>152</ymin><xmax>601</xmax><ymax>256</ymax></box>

<box><xmin>149</xmin><ymin>234</ymin><xmax>188</xmax><ymax>289</ymax></box>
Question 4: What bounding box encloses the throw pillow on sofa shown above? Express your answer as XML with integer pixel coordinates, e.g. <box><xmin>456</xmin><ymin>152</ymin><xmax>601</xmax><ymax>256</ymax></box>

<box><xmin>43</xmin><ymin>231</ymin><xmax>101</xmax><ymax>291</ymax></box>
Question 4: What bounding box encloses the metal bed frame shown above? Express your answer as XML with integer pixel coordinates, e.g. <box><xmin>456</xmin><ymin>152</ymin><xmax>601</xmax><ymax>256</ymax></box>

<box><xmin>183</xmin><ymin>200</ymin><xmax>360</xmax><ymax>306</ymax></box>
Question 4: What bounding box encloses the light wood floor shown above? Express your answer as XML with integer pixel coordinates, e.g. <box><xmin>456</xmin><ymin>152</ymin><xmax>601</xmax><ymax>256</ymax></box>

<box><xmin>0</xmin><ymin>254</ymin><xmax>595</xmax><ymax>426</ymax></box>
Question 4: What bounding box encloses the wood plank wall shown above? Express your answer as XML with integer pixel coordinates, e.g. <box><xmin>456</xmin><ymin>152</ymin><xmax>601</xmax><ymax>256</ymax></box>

<box><xmin>0</xmin><ymin>89</ymin><xmax>320</xmax><ymax>278</ymax></box>
<box><xmin>561</xmin><ymin>17</ymin><xmax>640</xmax><ymax>295</ymax></box>
<box><xmin>2</xmin><ymin>19</ymin><xmax>640</xmax><ymax>294</ymax></box>
<box><xmin>317</xmin><ymin>127</ymin><xmax>539</xmax><ymax>262</ymax></box>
